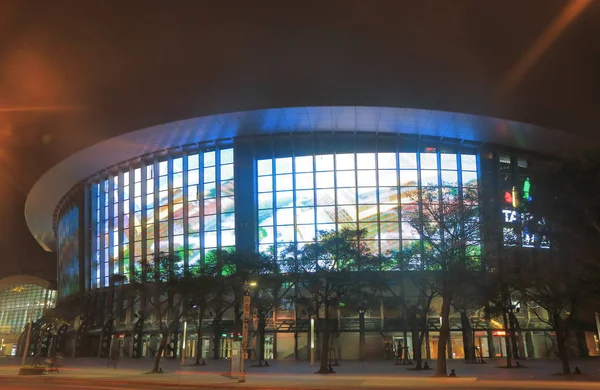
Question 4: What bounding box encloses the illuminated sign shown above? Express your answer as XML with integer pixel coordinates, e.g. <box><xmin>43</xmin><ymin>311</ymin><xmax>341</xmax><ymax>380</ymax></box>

<box><xmin>502</xmin><ymin>209</ymin><xmax>519</xmax><ymax>223</ymax></box>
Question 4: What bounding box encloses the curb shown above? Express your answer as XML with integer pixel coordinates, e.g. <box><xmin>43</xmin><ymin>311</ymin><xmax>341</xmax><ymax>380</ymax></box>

<box><xmin>0</xmin><ymin>375</ymin><xmax>478</xmax><ymax>390</ymax></box>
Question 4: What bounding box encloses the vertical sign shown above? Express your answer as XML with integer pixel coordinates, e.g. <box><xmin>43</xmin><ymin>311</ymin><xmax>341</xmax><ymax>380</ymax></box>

<box><xmin>242</xmin><ymin>295</ymin><xmax>251</xmax><ymax>358</ymax></box>
<box><xmin>239</xmin><ymin>290</ymin><xmax>251</xmax><ymax>383</ymax></box>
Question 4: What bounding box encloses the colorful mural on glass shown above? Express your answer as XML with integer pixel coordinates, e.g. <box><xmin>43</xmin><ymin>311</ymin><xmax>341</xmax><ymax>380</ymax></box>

<box><xmin>57</xmin><ymin>206</ymin><xmax>79</xmax><ymax>297</ymax></box>
<box><xmin>257</xmin><ymin>151</ymin><xmax>479</xmax><ymax>259</ymax></box>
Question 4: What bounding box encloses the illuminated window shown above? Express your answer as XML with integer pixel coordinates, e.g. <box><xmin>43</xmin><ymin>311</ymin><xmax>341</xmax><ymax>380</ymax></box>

<box><xmin>257</xmin><ymin>149</ymin><xmax>479</xmax><ymax>266</ymax></box>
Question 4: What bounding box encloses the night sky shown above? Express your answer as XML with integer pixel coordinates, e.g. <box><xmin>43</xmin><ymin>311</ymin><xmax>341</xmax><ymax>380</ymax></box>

<box><xmin>1</xmin><ymin>0</ymin><xmax>599</xmax><ymax>281</ymax></box>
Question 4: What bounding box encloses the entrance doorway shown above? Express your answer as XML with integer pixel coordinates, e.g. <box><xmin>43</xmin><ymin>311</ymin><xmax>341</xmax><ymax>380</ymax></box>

<box><xmin>220</xmin><ymin>338</ymin><xmax>232</xmax><ymax>359</ymax></box>
<box><xmin>264</xmin><ymin>336</ymin><xmax>274</xmax><ymax>360</ymax></box>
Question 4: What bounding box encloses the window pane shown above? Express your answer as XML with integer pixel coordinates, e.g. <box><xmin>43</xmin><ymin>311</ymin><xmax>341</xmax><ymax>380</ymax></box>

<box><xmin>296</xmin><ymin>207</ymin><xmax>315</xmax><ymax>224</ymax></box>
<box><xmin>188</xmin><ymin>233</ymin><xmax>200</xmax><ymax>249</ymax></box>
<box><xmin>258</xmin><ymin>193</ymin><xmax>272</xmax><ymax>209</ymax></box>
<box><xmin>420</xmin><ymin>153</ymin><xmax>437</xmax><ymax>169</ymax></box>
<box><xmin>441</xmin><ymin>171</ymin><xmax>458</xmax><ymax>187</ymax></box>
<box><xmin>316</xmin><ymin>189</ymin><xmax>335</xmax><ymax>205</ymax></box>
<box><xmin>315</xmin><ymin>172</ymin><xmax>334</xmax><ymax>188</ymax></box>
<box><xmin>440</xmin><ymin>154</ymin><xmax>457</xmax><ymax>170</ymax></box>
<box><xmin>277</xmin><ymin>208</ymin><xmax>294</xmax><ymax>224</ymax></box>
<box><xmin>276</xmin><ymin>191</ymin><xmax>294</xmax><ymax>208</ymax></box>
<box><xmin>159</xmin><ymin>161</ymin><xmax>168</xmax><ymax>176</ymax></box>
<box><xmin>315</xmin><ymin>155</ymin><xmax>334</xmax><ymax>171</ymax></box>
<box><xmin>258</xmin><ymin>176</ymin><xmax>273</xmax><ymax>193</ymax></box>
<box><xmin>221</xmin><ymin>213</ymin><xmax>235</xmax><ymax>229</ymax></box>
<box><xmin>258</xmin><ymin>209</ymin><xmax>274</xmax><ymax>227</ymax></box>
<box><xmin>220</xmin><ymin>149</ymin><xmax>234</xmax><ymax>164</ymax></box>
<box><xmin>401</xmin><ymin>188</ymin><xmax>419</xmax><ymax>203</ymax></box>
<box><xmin>222</xmin><ymin>229</ymin><xmax>235</xmax><ymax>246</ymax></box>
<box><xmin>357</xmin><ymin>187</ymin><xmax>377</xmax><ymax>204</ymax></box>
<box><xmin>276</xmin><ymin>225</ymin><xmax>295</xmax><ymax>243</ymax></box>
<box><xmin>221</xmin><ymin>180</ymin><xmax>234</xmax><ymax>196</ymax></box>
<box><xmin>204</xmin><ymin>151</ymin><xmax>216</xmax><ymax>167</ymax></box>
<box><xmin>257</xmin><ymin>159</ymin><xmax>272</xmax><ymax>176</ymax></box>
<box><xmin>204</xmin><ymin>231</ymin><xmax>217</xmax><ymax>248</ymax></box>
<box><xmin>295</xmin><ymin>155</ymin><xmax>313</xmax><ymax>172</ymax></box>
<box><xmin>399</xmin><ymin>153</ymin><xmax>417</xmax><ymax>169</ymax></box>
<box><xmin>188</xmin><ymin>217</ymin><xmax>200</xmax><ymax>233</ymax></box>
<box><xmin>221</xmin><ymin>197</ymin><xmax>235</xmax><ymax>212</ymax></box>
<box><xmin>276</xmin><ymin>174</ymin><xmax>294</xmax><ymax>191</ymax></box>
<box><xmin>276</xmin><ymin>157</ymin><xmax>293</xmax><ymax>174</ymax></box>
<box><xmin>336</xmin><ymin>187</ymin><xmax>356</xmax><ymax>205</ymax></box>
<box><xmin>188</xmin><ymin>170</ymin><xmax>199</xmax><ymax>185</ymax></box>
<box><xmin>204</xmin><ymin>215</ymin><xmax>217</xmax><ymax>231</ymax></box>
<box><xmin>173</xmin><ymin>157</ymin><xmax>183</xmax><ymax>173</ymax></box>
<box><xmin>204</xmin><ymin>167</ymin><xmax>215</xmax><ymax>183</ymax></box>
<box><xmin>188</xmin><ymin>154</ymin><xmax>199</xmax><ymax>170</ymax></box>
<box><xmin>295</xmin><ymin>173</ymin><xmax>314</xmax><ymax>190</ymax></box>
<box><xmin>378</xmin><ymin>153</ymin><xmax>396</xmax><ymax>169</ymax></box>
<box><xmin>399</xmin><ymin>170</ymin><xmax>418</xmax><ymax>186</ymax></box>
<box><xmin>357</xmin><ymin>170</ymin><xmax>377</xmax><ymax>187</ymax></box>
<box><xmin>295</xmin><ymin>190</ymin><xmax>314</xmax><ymax>207</ymax></box>
<box><xmin>316</xmin><ymin>207</ymin><xmax>336</xmax><ymax>223</ymax></box>
<box><xmin>258</xmin><ymin>226</ymin><xmax>274</xmax><ymax>244</ymax></box>
<box><xmin>462</xmin><ymin>171</ymin><xmax>478</xmax><ymax>188</ymax></box>
<box><xmin>379</xmin><ymin>187</ymin><xmax>398</xmax><ymax>204</ymax></box>
<box><xmin>204</xmin><ymin>182</ymin><xmax>216</xmax><ymax>198</ymax></box>
<box><xmin>378</xmin><ymin>170</ymin><xmax>397</xmax><ymax>186</ymax></box>
<box><xmin>337</xmin><ymin>205</ymin><xmax>357</xmax><ymax>222</ymax></box>
<box><xmin>356</xmin><ymin>153</ymin><xmax>376</xmax><ymax>169</ymax></box>
<box><xmin>297</xmin><ymin>224</ymin><xmax>316</xmax><ymax>242</ymax></box>
<box><xmin>336</xmin><ymin>170</ymin><xmax>356</xmax><ymax>187</ymax></box>
<box><xmin>335</xmin><ymin>154</ymin><xmax>355</xmax><ymax>170</ymax></box>
<box><xmin>461</xmin><ymin>154</ymin><xmax>477</xmax><ymax>171</ymax></box>
<box><xmin>221</xmin><ymin>164</ymin><xmax>234</xmax><ymax>181</ymax></box>
<box><xmin>420</xmin><ymin>170</ymin><xmax>439</xmax><ymax>186</ymax></box>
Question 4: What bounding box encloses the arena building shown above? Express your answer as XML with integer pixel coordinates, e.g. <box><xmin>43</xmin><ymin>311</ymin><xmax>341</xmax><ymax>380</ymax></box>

<box><xmin>24</xmin><ymin>106</ymin><xmax>599</xmax><ymax>360</ymax></box>
<box><xmin>0</xmin><ymin>275</ymin><xmax>56</xmax><ymax>357</ymax></box>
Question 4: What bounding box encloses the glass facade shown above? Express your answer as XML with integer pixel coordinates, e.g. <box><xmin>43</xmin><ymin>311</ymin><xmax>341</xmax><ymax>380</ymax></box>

<box><xmin>257</xmin><ymin>149</ymin><xmax>479</xmax><ymax>265</ymax></box>
<box><xmin>57</xmin><ymin>206</ymin><xmax>79</xmax><ymax>298</ymax></box>
<box><xmin>0</xmin><ymin>285</ymin><xmax>56</xmax><ymax>334</ymax></box>
<box><xmin>499</xmin><ymin>155</ymin><xmax>550</xmax><ymax>249</ymax></box>
<box><xmin>48</xmin><ymin>136</ymin><xmax>555</xmax><ymax>297</ymax></box>
<box><xmin>89</xmin><ymin>147</ymin><xmax>235</xmax><ymax>289</ymax></box>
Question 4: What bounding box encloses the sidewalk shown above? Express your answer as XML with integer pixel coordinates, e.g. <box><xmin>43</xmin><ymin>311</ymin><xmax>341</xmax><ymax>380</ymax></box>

<box><xmin>1</xmin><ymin>357</ymin><xmax>599</xmax><ymax>389</ymax></box>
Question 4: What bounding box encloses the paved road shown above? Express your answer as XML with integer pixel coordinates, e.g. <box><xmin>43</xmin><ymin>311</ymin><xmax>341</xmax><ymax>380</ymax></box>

<box><xmin>1</xmin><ymin>378</ymin><xmax>599</xmax><ymax>390</ymax></box>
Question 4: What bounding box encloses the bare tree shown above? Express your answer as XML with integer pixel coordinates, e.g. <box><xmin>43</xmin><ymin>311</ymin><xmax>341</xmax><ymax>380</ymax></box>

<box><xmin>185</xmin><ymin>263</ymin><xmax>224</xmax><ymax>365</ymax></box>
<box><xmin>250</xmin><ymin>274</ymin><xmax>292</xmax><ymax>366</ymax></box>
<box><xmin>402</xmin><ymin>186</ymin><xmax>482</xmax><ymax>376</ymax></box>
<box><xmin>131</xmin><ymin>252</ymin><xmax>187</xmax><ymax>373</ymax></box>
<box><xmin>287</xmin><ymin>228</ymin><xmax>376</xmax><ymax>374</ymax></box>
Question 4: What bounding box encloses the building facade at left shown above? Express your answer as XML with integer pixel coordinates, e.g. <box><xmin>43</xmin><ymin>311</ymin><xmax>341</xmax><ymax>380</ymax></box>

<box><xmin>0</xmin><ymin>275</ymin><xmax>56</xmax><ymax>356</ymax></box>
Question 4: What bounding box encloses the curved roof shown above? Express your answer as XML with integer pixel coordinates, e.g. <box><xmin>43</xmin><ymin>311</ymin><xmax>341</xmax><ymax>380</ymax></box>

<box><xmin>26</xmin><ymin>106</ymin><xmax>588</xmax><ymax>252</ymax></box>
<box><xmin>0</xmin><ymin>275</ymin><xmax>52</xmax><ymax>292</ymax></box>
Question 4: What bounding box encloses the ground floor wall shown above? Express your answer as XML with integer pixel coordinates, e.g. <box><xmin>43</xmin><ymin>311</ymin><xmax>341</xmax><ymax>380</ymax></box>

<box><xmin>63</xmin><ymin>329</ymin><xmax>600</xmax><ymax>362</ymax></box>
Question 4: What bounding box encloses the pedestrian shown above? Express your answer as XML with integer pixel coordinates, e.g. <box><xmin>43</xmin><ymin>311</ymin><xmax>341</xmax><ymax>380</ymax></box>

<box><xmin>108</xmin><ymin>345</ymin><xmax>120</xmax><ymax>369</ymax></box>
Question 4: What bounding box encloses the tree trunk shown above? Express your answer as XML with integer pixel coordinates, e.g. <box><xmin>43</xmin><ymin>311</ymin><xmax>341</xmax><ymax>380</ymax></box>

<box><xmin>553</xmin><ymin>315</ymin><xmax>571</xmax><ymax>375</ymax></box>
<box><xmin>152</xmin><ymin>331</ymin><xmax>169</xmax><ymax>373</ymax></box>
<box><xmin>358</xmin><ymin>311</ymin><xmax>365</xmax><ymax>361</ymax></box>
<box><xmin>212</xmin><ymin>314</ymin><xmax>221</xmax><ymax>360</ymax></box>
<box><xmin>258</xmin><ymin>318</ymin><xmax>266</xmax><ymax>365</ymax></box>
<box><xmin>194</xmin><ymin>308</ymin><xmax>206</xmax><ymax>365</ymax></box>
<box><xmin>460</xmin><ymin>312</ymin><xmax>472</xmax><ymax>362</ymax></box>
<box><xmin>411</xmin><ymin>313</ymin><xmax>423</xmax><ymax>369</ymax></box>
<box><xmin>501</xmin><ymin>310</ymin><xmax>512</xmax><ymax>368</ymax></box>
<box><xmin>318</xmin><ymin>301</ymin><xmax>330</xmax><ymax>374</ymax></box>
<box><xmin>435</xmin><ymin>295</ymin><xmax>451</xmax><ymax>377</ymax></box>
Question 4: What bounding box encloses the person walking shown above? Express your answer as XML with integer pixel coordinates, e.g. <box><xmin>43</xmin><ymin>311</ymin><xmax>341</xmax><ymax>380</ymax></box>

<box><xmin>108</xmin><ymin>343</ymin><xmax>120</xmax><ymax>369</ymax></box>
